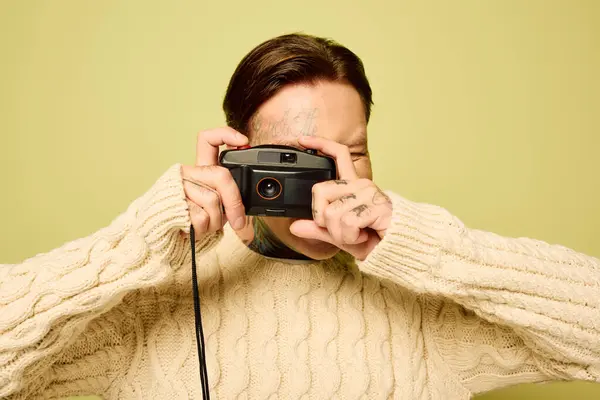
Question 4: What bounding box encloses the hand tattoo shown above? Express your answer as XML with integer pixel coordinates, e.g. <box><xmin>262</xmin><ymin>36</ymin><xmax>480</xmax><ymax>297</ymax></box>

<box><xmin>334</xmin><ymin>180</ymin><xmax>348</xmax><ymax>185</ymax></box>
<box><xmin>338</xmin><ymin>194</ymin><xmax>357</xmax><ymax>203</ymax></box>
<box><xmin>372</xmin><ymin>189</ymin><xmax>392</xmax><ymax>207</ymax></box>
<box><xmin>351</xmin><ymin>204</ymin><xmax>369</xmax><ymax>217</ymax></box>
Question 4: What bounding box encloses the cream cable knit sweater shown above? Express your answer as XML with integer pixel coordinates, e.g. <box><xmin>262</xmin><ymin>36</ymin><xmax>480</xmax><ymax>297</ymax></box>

<box><xmin>1</xmin><ymin>164</ymin><xmax>599</xmax><ymax>400</ymax></box>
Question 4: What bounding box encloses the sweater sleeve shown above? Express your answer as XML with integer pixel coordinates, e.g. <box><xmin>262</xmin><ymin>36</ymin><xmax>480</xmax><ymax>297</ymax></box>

<box><xmin>0</xmin><ymin>164</ymin><xmax>222</xmax><ymax>399</ymax></box>
<box><xmin>357</xmin><ymin>191</ymin><xmax>600</xmax><ymax>395</ymax></box>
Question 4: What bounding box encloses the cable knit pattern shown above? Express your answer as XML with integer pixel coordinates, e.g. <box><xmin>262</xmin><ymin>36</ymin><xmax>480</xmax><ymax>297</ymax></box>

<box><xmin>1</xmin><ymin>167</ymin><xmax>599</xmax><ymax>399</ymax></box>
<box><xmin>358</xmin><ymin>190</ymin><xmax>600</xmax><ymax>397</ymax></box>
<box><xmin>0</xmin><ymin>164</ymin><xmax>216</xmax><ymax>399</ymax></box>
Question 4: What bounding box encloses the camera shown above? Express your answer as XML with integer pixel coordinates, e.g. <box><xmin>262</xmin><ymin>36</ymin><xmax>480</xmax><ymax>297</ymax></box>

<box><xmin>218</xmin><ymin>145</ymin><xmax>336</xmax><ymax>219</ymax></box>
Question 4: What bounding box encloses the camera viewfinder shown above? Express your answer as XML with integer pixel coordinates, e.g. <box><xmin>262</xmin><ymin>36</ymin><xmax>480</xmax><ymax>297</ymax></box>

<box><xmin>281</xmin><ymin>153</ymin><xmax>297</xmax><ymax>164</ymax></box>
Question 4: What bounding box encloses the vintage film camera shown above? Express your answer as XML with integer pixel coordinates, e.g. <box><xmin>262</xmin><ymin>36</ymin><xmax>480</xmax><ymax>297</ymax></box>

<box><xmin>219</xmin><ymin>145</ymin><xmax>337</xmax><ymax>219</ymax></box>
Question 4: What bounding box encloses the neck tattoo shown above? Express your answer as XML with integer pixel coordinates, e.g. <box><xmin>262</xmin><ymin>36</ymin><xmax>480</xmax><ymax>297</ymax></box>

<box><xmin>246</xmin><ymin>217</ymin><xmax>311</xmax><ymax>261</ymax></box>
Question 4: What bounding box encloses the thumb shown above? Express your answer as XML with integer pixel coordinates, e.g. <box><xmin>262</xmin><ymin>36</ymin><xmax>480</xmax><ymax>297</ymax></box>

<box><xmin>290</xmin><ymin>220</ymin><xmax>370</xmax><ymax>244</ymax></box>
<box><xmin>289</xmin><ymin>220</ymin><xmax>334</xmax><ymax>243</ymax></box>
<box><xmin>290</xmin><ymin>220</ymin><xmax>381</xmax><ymax>261</ymax></box>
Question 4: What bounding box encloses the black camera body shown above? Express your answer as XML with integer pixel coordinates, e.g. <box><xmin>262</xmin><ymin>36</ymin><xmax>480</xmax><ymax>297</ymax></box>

<box><xmin>218</xmin><ymin>145</ymin><xmax>337</xmax><ymax>219</ymax></box>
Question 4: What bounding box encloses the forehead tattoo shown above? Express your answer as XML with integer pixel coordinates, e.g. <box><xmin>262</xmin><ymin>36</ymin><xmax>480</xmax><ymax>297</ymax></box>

<box><xmin>249</xmin><ymin>107</ymin><xmax>319</xmax><ymax>145</ymax></box>
<box><xmin>249</xmin><ymin>106</ymin><xmax>368</xmax><ymax>152</ymax></box>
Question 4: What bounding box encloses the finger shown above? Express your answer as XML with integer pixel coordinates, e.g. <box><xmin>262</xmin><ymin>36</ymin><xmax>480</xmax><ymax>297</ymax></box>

<box><xmin>312</xmin><ymin>181</ymin><xmax>354</xmax><ymax>227</ymax></box>
<box><xmin>340</xmin><ymin>204</ymin><xmax>384</xmax><ymax>243</ymax></box>
<box><xmin>324</xmin><ymin>191</ymin><xmax>373</xmax><ymax>244</ymax></box>
<box><xmin>312</xmin><ymin>179</ymin><xmax>371</xmax><ymax>227</ymax></box>
<box><xmin>186</xmin><ymin>199</ymin><xmax>210</xmax><ymax>235</ymax></box>
<box><xmin>182</xmin><ymin>165</ymin><xmax>245</xmax><ymax>230</ymax></box>
<box><xmin>183</xmin><ymin>179</ymin><xmax>224</xmax><ymax>232</ymax></box>
<box><xmin>323</xmin><ymin>194</ymin><xmax>359</xmax><ymax>244</ymax></box>
<box><xmin>196</xmin><ymin>127</ymin><xmax>248</xmax><ymax>166</ymax></box>
<box><xmin>341</xmin><ymin>211</ymin><xmax>372</xmax><ymax>244</ymax></box>
<box><xmin>343</xmin><ymin>187</ymin><xmax>393</xmax><ymax>235</ymax></box>
<box><xmin>347</xmin><ymin>231</ymin><xmax>381</xmax><ymax>261</ymax></box>
<box><xmin>289</xmin><ymin>219</ymin><xmax>369</xmax><ymax>245</ymax></box>
<box><xmin>290</xmin><ymin>219</ymin><xmax>372</xmax><ymax>261</ymax></box>
<box><xmin>298</xmin><ymin>136</ymin><xmax>358</xmax><ymax>180</ymax></box>
<box><xmin>289</xmin><ymin>220</ymin><xmax>336</xmax><ymax>244</ymax></box>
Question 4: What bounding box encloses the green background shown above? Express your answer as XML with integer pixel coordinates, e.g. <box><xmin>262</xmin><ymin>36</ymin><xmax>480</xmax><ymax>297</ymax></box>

<box><xmin>1</xmin><ymin>0</ymin><xmax>599</xmax><ymax>398</ymax></box>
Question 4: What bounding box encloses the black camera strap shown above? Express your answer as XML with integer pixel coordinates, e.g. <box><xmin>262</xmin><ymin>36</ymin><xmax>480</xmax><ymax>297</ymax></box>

<box><xmin>190</xmin><ymin>225</ymin><xmax>210</xmax><ymax>400</ymax></box>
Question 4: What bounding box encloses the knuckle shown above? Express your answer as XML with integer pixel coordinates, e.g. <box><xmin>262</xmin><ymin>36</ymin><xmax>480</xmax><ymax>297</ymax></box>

<box><xmin>191</xmin><ymin>212</ymin><xmax>209</xmax><ymax>232</ymax></box>
<box><xmin>204</xmin><ymin>191</ymin><xmax>221</xmax><ymax>208</ymax></box>
<box><xmin>202</xmin><ymin>164</ymin><xmax>218</xmax><ymax>174</ymax></box>
<box><xmin>311</xmin><ymin>183</ymin><xmax>322</xmax><ymax>196</ymax></box>
<box><xmin>330</xmin><ymin>199</ymin><xmax>343</xmax><ymax>210</ymax></box>
<box><xmin>213</xmin><ymin>166</ymin><xmax>231</xmax><ymax>180</ymax></box>
<box><xmin>187</xmin><ymin>166</ymin><xmax>203</xmax><ymax>179</ymax></box>
<box><xmin>187</xmin><ymin>201</ymin><xmax>201</xmax><ymax>213</ymax></box>
<box><xmin>314</xmin><ymin>215</ymin><xmax>325</xmax><ymax>227</ymax></box>
<box><xmin>313</xmin><ymin>182</ymin><xmax>333</xmax><ymax>198</ymax></box>
<box><xmin>340</xmin><ymin>212</ymin><xmax>354</xmax><ymax>227</ymax></box>
<box><xmin>197</xmin><ymin>130</ymin><xmax>210</xmax><ymax>142</ymax></box>
<box><xmin>187</xmin><ymin>200</ymin><xmax>198</xmax><ymax>213</ymax></box>
<box><xmin>207</xmin><ymin>218</ymin><xmax>221</xmax><ymax>233</ymax></box>
<box><xmin>323</xmin><ymin>205</ymin><xmax>337</xmax><ymax>221</ymax></box>
<box><xmin>312</xmin><ymin>207</ymin><xmax>325</xmax><ymax>226</ymax></box>
<box><xmin>221</xmin><ymin>126</ymin><xmax>237</xmax><ymax>136</ymax></box>
<box><xmin>222</xmin><ymin>171</ymin><xmax>235</xmax><ymax>184</ymax></box>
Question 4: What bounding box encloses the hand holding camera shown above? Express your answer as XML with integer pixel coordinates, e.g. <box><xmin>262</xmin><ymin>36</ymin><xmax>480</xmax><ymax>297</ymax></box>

<box><xmin>180</xmin><ymin>127</ymin><xmax>249</xmax><ymax>236</ymax></box>
<box><xmin>182</xmin><ymin>128</ymin><xmax>393</xmax><ymax>260</ymax></box>
<box><xmin>290</xmin><ymin>135</ymin><xmax>393</xmax><ymax>260</ymax></box>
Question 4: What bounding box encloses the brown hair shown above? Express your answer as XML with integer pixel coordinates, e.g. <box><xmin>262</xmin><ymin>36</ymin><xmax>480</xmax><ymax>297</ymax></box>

<box><xmin>222</xmin><ymin>33</ymin><xmax>373</xmax><ymax>134</ymax></box>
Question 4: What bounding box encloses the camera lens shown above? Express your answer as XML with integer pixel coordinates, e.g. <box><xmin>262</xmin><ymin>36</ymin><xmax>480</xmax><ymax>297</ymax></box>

<box><xmin>257</xmin><ymin>178</ymin><xmax>282</xmax><ymax>199</ymax></box>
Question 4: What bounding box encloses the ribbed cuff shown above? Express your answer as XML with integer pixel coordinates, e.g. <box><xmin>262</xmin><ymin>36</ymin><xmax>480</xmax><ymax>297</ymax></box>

<box><xmin>133</xmin><ymin>164</ymin><xmax>191</xmax><ymax>252</ymax></box>
<box><xmin>357</xmin><ymin>191</ymin><xmax>462</xmax><ymax>289</ymax></box>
